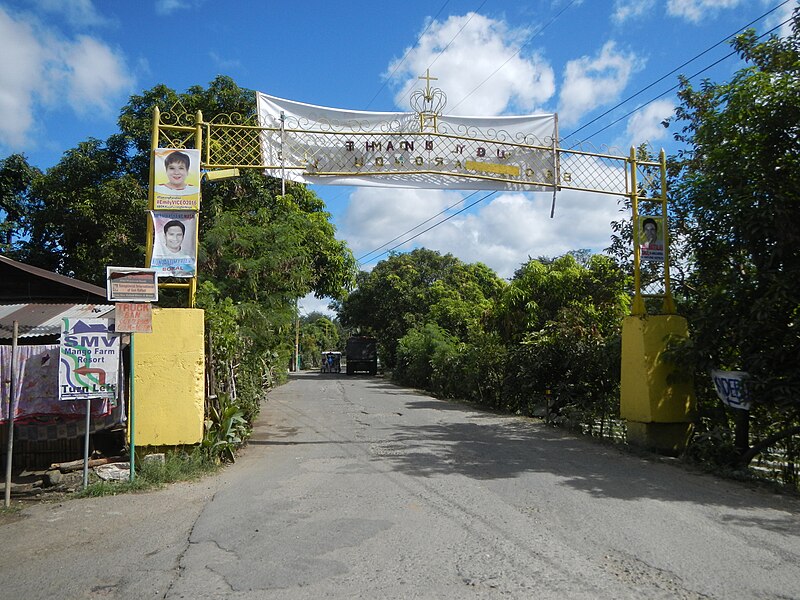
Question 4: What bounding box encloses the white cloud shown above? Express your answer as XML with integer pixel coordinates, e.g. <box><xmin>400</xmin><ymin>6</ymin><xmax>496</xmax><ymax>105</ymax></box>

<box><xmin>209</xmin><ymin>51</ymin><xmax>242</xmax><ymax>71</ymax></box>
<box><xmin>341</xmin><ymin>187</ymin><xmax>464</xmax><ymax>263</ymax></box>
<box><xmin>155</xmin><ymin>0</ymin><xmax>187</xmax><ymax>15</ymax></box>
<box><xmin>612</xmin><ymin>0</ymin><xmax>657</xmax><ymax>23</ymax></box>
<box><xmin>299</xmin><ymin>292</ymin><xmax>336</xmax><ymax>317</ymax></box>
<box><xmin>155</xmin><ymin>0</ymin><xmax>204</xmax><ymax>16</ymax></box>
<box><xmin>387</xmin><ymin>13</ymin><xmax>555</xmax><ymax>116</ymax></box>
<box><xmin>62</xmin><ymin>36</ymin><xmax>134</xmax><ymax>114</ymax></box>
<box><xmin>666</xmin><ymin>0</ymin><xmax>745</xmax><ymax>22</ymax></box>
<box><xmin>762</xmin><ymin>0</ymin><xmax>796</xmax><ymax>38</ymax></box>
<box><xmin>558</xmin><ymin>41</ymin><xmax>644</xmax><ymax>126</ymax></box>
<box><xmin>623</xmin><ymin>99</ymin><xmax>675</xmax><ymax>148</ymax></box>
<box><xmin>0</xmin><ymin>7</ymin><xmax>133</xmax><ymax>150</ymax></box>
<box><xmin>32</xmin><ymin>0</ymin><xmax>109</xmax><ymax>28</ymax></box>
<box><xmin>0</xmin><ymin>8</ymin><xmax>47</xmax><ymax>147</ymax></box>
<box><xmin>339</xmin><ymin>186</ymin><xmax>622</xmax><ymax>279</ymax></box>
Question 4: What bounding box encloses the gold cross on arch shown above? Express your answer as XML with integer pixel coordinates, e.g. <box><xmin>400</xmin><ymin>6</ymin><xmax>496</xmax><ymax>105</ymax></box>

<box><xmin>418</xmin><ymin>69</ymin><xmax>438</xmax><ymax>100</ymax></box>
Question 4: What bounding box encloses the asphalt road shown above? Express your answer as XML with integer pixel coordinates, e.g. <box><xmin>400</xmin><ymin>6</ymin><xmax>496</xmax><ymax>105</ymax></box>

<box><xmin>1</xmin><ymin>372</ymin><xmax>799</xmax><ymax>599</ymax></box>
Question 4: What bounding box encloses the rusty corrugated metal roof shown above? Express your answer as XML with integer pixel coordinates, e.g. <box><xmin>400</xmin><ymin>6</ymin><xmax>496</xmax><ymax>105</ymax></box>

<box><xmin>0</xmin><ymin>255</ymin><xmax>106</xmax><ymax>303</ymax></box>
<box><xmin>0</xmin><ymin>304</ymin><xmax>115</xmax><ymax>339</ymax></box>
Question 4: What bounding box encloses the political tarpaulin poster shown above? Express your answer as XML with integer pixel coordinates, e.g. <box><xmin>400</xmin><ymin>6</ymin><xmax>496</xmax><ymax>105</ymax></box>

<box><xmin>153</xmin><ymin>148</ymin><xmax>201</xmax><ymax>210</ymax></box>
<box><xmin>638</xmin><ymin>215</ymin><xmax>665</xmax><ymax>262</ymax></box>
<box><xmin>59</xmin><ymin>318</ymin><xmax>119</xmax><ymax>402</ymax></box>
<box><xmin>149</xmin><ymin>211</ymin><xmax>197</xmax><ymax>278</ymax></box>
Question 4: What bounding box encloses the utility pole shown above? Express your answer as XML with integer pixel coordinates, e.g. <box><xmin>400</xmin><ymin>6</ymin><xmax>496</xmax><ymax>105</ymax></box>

<box><xmin>294</xmin><ymin>298</ymin><xmax>300</xmax><ymax>372</ymax></box>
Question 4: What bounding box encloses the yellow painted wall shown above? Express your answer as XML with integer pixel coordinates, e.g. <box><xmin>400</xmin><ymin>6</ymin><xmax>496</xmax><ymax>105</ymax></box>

<box><xmin>620</xmin><ymin>315</ymin><xmax>696</xmax><ymax>423</ymax></box>
<box><xmin>131</xmin><ymin>308</ymin><xmax>204</xmax><ymax>445</ymax></box>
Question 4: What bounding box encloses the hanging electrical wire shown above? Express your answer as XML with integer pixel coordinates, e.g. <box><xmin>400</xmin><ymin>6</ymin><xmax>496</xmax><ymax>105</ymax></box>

<box><xmin>571</xmin><ymin>12</ymin><xmax>794</xmax><ymax>146</ymax></box>
<box><xmin>562</xmin><ymin>0</ymin><xmax>793</xmax><ymax>143</ymax></box>
<box><xmin>448</xmin><ymin>0</ymin><xmax>580</xmax><ymax>113</ymax></box>
<box><xmin>363</xmin><ymin>0</ymin><xmax>452</xmax><ymax>110</ymax></box>
<box><xmin>358</xmin><ymin>191</ymin><xmax>497</xmax><ymax>267</ymax></box>
<box><xmin>357</xmin><ymin>190</ymin><xmax>481</xmax><ymax>262</ymax></box>
<box><xmin>354</xmin><ymin>3</ymin><xmax>793</xmax><ymax>269</ymax></box>
<box><xmin>393</xmin><ymin>0</ymin><xmax>491</xmax><ymax>110</ymax></box>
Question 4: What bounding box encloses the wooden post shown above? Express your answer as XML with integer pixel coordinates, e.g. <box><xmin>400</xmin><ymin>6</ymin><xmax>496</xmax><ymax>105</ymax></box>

<box><xmin>4</xmin><ymin>321</ymin><xmax>19</xmax><ymax>507</ymax></box>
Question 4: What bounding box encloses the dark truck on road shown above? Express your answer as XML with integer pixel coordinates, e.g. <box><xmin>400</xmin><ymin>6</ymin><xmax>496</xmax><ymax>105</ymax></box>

<box><xmin>345</xmin><ymin>336</ymin><xmax>378</xmax><ymax>375</ymax></box>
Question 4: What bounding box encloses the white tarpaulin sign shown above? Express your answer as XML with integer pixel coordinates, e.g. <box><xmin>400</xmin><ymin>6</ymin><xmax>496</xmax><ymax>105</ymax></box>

<box><xmin>711</xmin><ymin>370</ymin><xmax>751</xmax><ymax>410</ymax></box>
<box><xmin>256</xmin><ymin>92</ymin><xmax>558</xmax><ymax>191</ymax></box>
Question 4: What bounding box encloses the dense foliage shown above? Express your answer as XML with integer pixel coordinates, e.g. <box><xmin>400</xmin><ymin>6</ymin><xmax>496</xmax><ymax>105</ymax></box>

<box><xmin>667</xmin><ymin>13</ymin><xmax>800</xmax><ymax>476</ymax></box>
<box><xmin>0</xmin><ymin>76</ymin><xmax>356</xmax><ymax>462</ymax></box>
<box><xmin>496</xmin><ymin>253</ymin><xmax>629</xmax><ymax>429</ymax></box>
<box><xmin>299</xmin><ymin>312</ymin><xmax>344</xmax><ymax>370</ymax></box>
<box><xmin>339</xmin><ymin>249</ymin><xmax>629</xmax><ymax>436</ymax></box>
<box><xmin>339</xmin><ymin>248</ymin><xmax>505</xmax><ymax>370</ymax></box>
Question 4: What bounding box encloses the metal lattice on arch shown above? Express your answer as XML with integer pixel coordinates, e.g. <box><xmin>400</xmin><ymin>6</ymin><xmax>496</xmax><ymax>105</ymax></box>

<box><xmin>148</xmin><ymin>85</ymin><xmax>672</xmax><ymax>314</ymax></box>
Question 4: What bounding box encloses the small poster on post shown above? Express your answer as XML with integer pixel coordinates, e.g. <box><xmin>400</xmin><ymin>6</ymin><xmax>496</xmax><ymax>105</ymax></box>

<box><xmin>106</xmin><ymin>267</ymin><xmax>158</xmax><ymax>302</ymax></box>
<box><xmin>149</xmin><ymin>211</ymin><xmax>197</xmax><ymax>278</ymax></box>
<box><xmin>711</xmin><ymin>370</ymin><xmax>752</xmax><ymax>410</ymax></box>
<box><xmin>153</xmin><ymin>148</ymin><xmax>201</xmax><ymax>210</ymax></box>
<box><xmin>638</xmin><ymin>215</ymin><xmax>665</xmax><ymax>262</ymax></box>
<box><xmin>115</xmin><ymin>302</ymin><xmax>153</xmax><ymax>333</ymax></box>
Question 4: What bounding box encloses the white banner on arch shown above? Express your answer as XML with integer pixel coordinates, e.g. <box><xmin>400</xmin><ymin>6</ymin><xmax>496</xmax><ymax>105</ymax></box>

<box><xmin>256</xmin><ymin>92</ymin><xmax>558</xmax><ymax>191</ymax></box>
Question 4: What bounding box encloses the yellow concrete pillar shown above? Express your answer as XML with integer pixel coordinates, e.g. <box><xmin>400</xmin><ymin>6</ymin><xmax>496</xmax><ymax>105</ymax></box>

<box><xmin>620</xmin><ymin>314</ymin><xmax>696</xmax><ymax>454</ymax></box>
<box><xmin>131</xmin><ymin>308</ymin><xmax>205</xmax><ymax>446</ymax></box>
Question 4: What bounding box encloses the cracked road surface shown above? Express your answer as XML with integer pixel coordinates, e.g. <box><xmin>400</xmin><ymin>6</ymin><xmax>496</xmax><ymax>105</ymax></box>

<box><xmin>2</xmin><ymin>372</ymin><xmax>799</xmax><ymax>598</ymax></box>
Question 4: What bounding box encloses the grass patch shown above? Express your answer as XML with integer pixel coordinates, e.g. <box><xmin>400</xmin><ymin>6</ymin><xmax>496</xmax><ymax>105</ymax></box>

<box><xmin>74</xmin><ymin>449</ymin><xmax>220</xmax><ymax>499</ymax></box>
<box><xmin>0</xmin><ymin>503</ymin><xmax>23</xmax><ymax>516</ymax></box>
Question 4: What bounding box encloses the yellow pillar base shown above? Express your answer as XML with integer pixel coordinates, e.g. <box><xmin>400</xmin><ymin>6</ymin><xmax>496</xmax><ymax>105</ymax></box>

<box><xmin>131</xmin><ymin>308</ymin><xmax>205</xmax><ymax>446</ymax></box>
<box><xmin>621</xmin><ymin>314</ymin><xmax>696</xmax><ymax>454</ymax></box>
<box><xmin>626</xmin><ymin>421</ymin><xmax>694</xmax><ymax>456</ymax></box>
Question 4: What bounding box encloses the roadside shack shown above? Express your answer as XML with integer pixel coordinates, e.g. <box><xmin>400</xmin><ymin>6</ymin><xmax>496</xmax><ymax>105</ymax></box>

<box><xmin>0</xmin><ymin>255</ymin><xmax>122</xmax><ymax>472</ymax></box>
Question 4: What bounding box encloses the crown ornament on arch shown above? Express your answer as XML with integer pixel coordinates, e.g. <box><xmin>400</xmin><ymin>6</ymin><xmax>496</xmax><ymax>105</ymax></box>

<box><xmin>410</xmin><ymin>69</ymin><xmax>447</xmax><ymax>132</ymax></box>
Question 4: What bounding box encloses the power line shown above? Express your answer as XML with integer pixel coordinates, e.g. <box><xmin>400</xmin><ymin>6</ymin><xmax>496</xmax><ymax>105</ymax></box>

<box><xmin>449</xmin><ymin>0</ymin><xmax>580</xmax><ymax>113</ymax></box>
<box><xmin>427</xmin><ymin>0</ymin><xmax>490</xmax><ymax>72</ymax></box>
<box><xmin>363</xmin><ymin>0</ymin><xmax>452</xmax><ymax>110</ymax></box>
<box><xmin>356</xmin><ymin>190</ymin><xmax>481</xmax><ymax>262</ymax></box>
<box><xmin>571</xmin><ymin>12</ymin><xmax>795</xmax><ymax>146</ymax></box>
<box><xmin>563</xmin><ymin>0</ymin><xmax>793</xmax><ymax>144</ymax></box>
<box><xmin>395</xmin><ymin>0</ymin><xmax>491</xmax><ymax>110</ymax></box>
<box><xmin>356</xmin><ymin>2</ymin><xmax>795</xmax><ymax>267</ymax></box>
<box><xmin>358</xmin><ymin>191</ymin><xmax>497</xmax><ymax>266</ymax></box>
<box><xmin>355</xmin><ymin>2</ymin><xmax>576</xmax><ymax>265</ymax></box>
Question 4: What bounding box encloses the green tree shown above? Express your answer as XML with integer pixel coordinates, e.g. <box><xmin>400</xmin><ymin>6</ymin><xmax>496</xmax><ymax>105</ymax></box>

<box><xmin>16</xmin><ymin>136</ymin><xmax>147</xmax><ymax>281</ymax></box>
<box><xmin>1</xmin><ymin>76</ymin><xmax>357</xmax><ymax>459</ymax></box>
<box><xmin>299</xmin><ymin>313</ymin><xmax>340</xmax><ymax>369</ymax></box>
<box><xmin>495</xmin><ymin>254</ymin><xmax>630</xmax><ymax>425</ymax></box>
<box><xmin>669</xmin><ymin>11</ymin><xmax>800</xmax><ymax>466</ymax></box>
<box><xmin>0</xmin><ymin>154</ymin><xmax>40</xmax><ymax>252</ymax></box>
<box><xmin>338</xmin><ymin>248</ymin><xmax>505</xmax><ymax>368</ymax></box>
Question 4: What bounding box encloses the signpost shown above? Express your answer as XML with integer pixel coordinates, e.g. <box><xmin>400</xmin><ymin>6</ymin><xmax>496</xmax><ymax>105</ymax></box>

<box><xmin>59</xmin><ymin>317</ymin><xmax>119</xmax><ymax>488</ymax></box>
<box><xmin>106</xmin><ymin>267</ymin><xmax>157</xmax><ymax>482</ymax></box>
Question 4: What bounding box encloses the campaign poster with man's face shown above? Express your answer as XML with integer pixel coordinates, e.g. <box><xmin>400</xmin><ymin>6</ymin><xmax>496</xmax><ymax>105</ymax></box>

<box><xmin>149</xmin><ymin>211</ymin><xmax>197</xmax><ymax>278</ymax></box>
<box><xmin>638</xmin><ymin>215</ymin><xmax>665</xmax><ymax>262</ymax></box>
<box><xmin>153</xmin><ymin>148</ymin><xmax>201</xmax><ymax>210</ymax></box>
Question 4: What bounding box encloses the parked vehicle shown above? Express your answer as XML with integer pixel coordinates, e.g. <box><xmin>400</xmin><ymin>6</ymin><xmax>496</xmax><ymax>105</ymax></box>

<box><xmin>320</xmin><ymin>351</ymin><xmax>342</xmax><ymax>373</ymax></box>
<box><xmin>345</xmin><ymin>336</ymin><xmax>377</xmax><ymax>375</ymax></box>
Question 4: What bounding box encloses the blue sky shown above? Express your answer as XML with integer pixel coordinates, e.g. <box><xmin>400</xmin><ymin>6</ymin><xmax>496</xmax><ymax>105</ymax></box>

<box><xmin>0</xmin><ymin>0</ymin><xmax>795</xmax><ymax>313</ymax></box>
